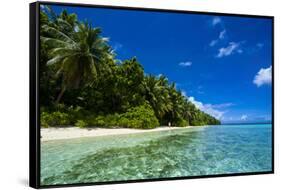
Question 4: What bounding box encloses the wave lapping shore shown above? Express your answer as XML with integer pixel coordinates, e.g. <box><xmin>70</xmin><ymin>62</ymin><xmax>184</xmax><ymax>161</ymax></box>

<box><xmin>41</xmin><ymin>126</ymin><xmax>204</xmax><ymax>141</ymax></box>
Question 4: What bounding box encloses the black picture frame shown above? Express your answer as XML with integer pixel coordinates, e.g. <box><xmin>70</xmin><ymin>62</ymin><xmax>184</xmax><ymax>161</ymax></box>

<box><xmin>29</xmin><ymin>1</ymin><xmax>274</xmax><ymax>189</ymax></box>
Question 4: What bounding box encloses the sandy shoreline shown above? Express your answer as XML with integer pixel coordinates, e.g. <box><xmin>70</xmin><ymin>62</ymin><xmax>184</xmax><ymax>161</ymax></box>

<box><xmin>41</xmin><ymin>126</ymin><xmax>204</xmax><ymax>142</ymax></box>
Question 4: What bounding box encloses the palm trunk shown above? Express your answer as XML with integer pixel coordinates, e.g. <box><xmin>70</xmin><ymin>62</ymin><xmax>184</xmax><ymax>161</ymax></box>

<box><xmin>55</xmin><ymin>86</ymin><xmax>66</xmax><ymax>104</ymax></box>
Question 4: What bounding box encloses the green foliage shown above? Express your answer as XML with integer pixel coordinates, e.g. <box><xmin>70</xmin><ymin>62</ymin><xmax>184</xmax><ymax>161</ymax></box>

<box><xmin>95</xmin><ymin>116</ymin><xmax>107</xmax><ymax>127</ymax></box>
<box><xmin>40</xmin><ymin>6</ymin><xmax>113</xmax><ymax>104</ymax></box>
<box><xmin>75</xmin><ymin>105</ymin><xmax>159</xmax><ymax>129</ymax></box>
<box><xmin>143</xmin><ymin>75</ymin><xmax>172</xmax><ymax>121</ymax></box>
<box><xmin>103</xmin><ymin>114</ymin><xmax>120</xmax><ymax>127</ymax></box>
<box><xmin>41</xmin><ymin>111</ymin><xmax>70</xmax><ymax>127</ymax></box>
<box><xmin>174</xmin><ymin>117</ymin><xmax>189</xmax><ymax>127</ymax></box>
<box><xmin>39</xmin><ymin>7</ymin><xmax>221</xmax><ymax>129</ymax></box>
<box><xmin>84</xmin><ymin>114</ymin><xmax>118</xmax><ymax>128</ymax></box>
<box><xmin>119</xmin><ymin>104</ymin><xmax>159</xmax><ymax>129</ymax></box>
<box><xmin>40</xmin><ymin>112</ymin><xmax>49</xmax><ymax>128</ymax></box>
<box><xmin>75</xmin><ymin>120</ymin><xmax>88</xmax><ymax>128</ymax></box>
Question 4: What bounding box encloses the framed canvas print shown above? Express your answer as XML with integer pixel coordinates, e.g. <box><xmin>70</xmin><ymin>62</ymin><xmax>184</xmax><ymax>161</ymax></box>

<box><xmin>29</xmin><ymin>1</ymin><xmax>274</xmax><ymax>188</ymax></box>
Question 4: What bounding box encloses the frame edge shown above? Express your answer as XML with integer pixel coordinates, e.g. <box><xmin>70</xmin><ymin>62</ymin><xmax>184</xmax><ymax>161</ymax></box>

<box><xmin>29</xmin><ymin>1</ymin><xmax>40</xmax><ymax>189</ymax></box>
<box><xmin>33</xmin><ymin>1</ymin><xmax>275</xmax><ymax>188</ymax></box>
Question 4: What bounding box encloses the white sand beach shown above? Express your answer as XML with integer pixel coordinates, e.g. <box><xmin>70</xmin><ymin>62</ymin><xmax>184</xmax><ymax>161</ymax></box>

<box><xmin>41</xmin><ymin>126</ymin><xmax>204</xmax><ymax>141</ymax></box>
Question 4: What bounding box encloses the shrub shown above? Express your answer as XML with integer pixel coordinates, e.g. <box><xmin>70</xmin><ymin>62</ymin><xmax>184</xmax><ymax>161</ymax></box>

<box><xmin>75</xmin><ymin>120</ymin><xmax>88</xmax><ymax>128</ymax></box>
<box><xmin>174</xmin><ymin>117</ymin><xmax>189</xmax><ymax>127</ymax></box>
<box><xmin>190</xmin><ymin>120</ymin><xmax>205</xmax><ymax>126</ymax></box>
<box><xmin>95</xmin><ymin>116</ymin><xmax>106</xmax><ymax>127</ymax></box>
<box><xmin>40</xmin><ymin>104</ymin><xmax>159</xmax><ymax>129</ymax></box>
<box><xmin>104</xmin><ymin>114</ymin><xmax>120</xmax><ymax>127</ymax></box>
<box><xmin>119</xmin><ymin>103</ymin><xmax>159</xmax><ymax>129</ymax></box>
<box><xmin>40</xmin><ymin>111</ymin><xmax>70</xmax><ymax>127</ymax></box>
<box><xmin>67</xmin><ymin>106</ymin><xmax>91</xmax><ymax>124</ymax></box>
<box><xmin>40</xmin><ymin>112</ymin><xmax>50</xmax><ymax>128</ymax></box>
<box><xmin>85</xmin><ymin>114</ymin><xmax>119</xmax><ymax>128</ymax></box>
<box><xmin>118</xmin><ymin>117</ymin><xmax>130</xmax><ymax>127</ymax></box>
<box><xmin>83</xmin><ymin>115</ymin><xmax>96</xmax><ymax>127</ymax></box>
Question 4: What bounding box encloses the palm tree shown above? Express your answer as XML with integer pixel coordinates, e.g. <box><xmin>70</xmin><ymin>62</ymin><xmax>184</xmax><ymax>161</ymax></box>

<box><xmin>143</xmin><ymin>75</ymin><xmax>172</xmax><ymax>122</ymax></box>
<box><xmin>181</xmin><ymin>101</ymin><xmax>193</xmax><ymax>123</ymax></box>
<box><xmin>41</xmin><ymin>6</ymin><xmax>77</xmax><ymax>34</ymax></box>
<box><xmin>164</xmin><ymin>83</ymin><xmax>184</xmax><ymax>124</ymax></box>
<box><xmin>41</xmin><ymin>19</ymin><xmax>113</xmax><ymax>104</ymax></box>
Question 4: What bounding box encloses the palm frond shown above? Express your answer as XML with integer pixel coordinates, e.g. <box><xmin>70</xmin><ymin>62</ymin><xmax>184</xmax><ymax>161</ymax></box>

<box><xmin>42</xmin><ymin>25</ymin><xmax>75</xmax><ymax>44</ymax></box>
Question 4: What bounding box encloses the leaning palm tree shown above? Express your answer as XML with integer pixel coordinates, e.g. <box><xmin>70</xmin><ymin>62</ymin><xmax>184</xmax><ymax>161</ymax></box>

<box><xmin>41</xmin><ymin>21</ymin><xmax>113</xmax><ymax>104</ymax></box>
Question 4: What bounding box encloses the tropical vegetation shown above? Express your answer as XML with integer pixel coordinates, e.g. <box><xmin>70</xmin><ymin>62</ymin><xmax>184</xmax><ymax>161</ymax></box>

<box><xmin>39</xmin><ymin>7</ymin><xmax>220</xmax><ymax>129</ymax></box>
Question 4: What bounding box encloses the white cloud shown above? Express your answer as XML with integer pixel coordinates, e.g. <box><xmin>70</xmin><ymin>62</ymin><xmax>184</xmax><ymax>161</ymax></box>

<box><xmin>210</xmin><ymin>103</ymin><xmax>235</xmax><ymax>109</ymax></box>
<box><xmin>217</xmin><ymin>42</ymin><xmax>242</xmax><ymax>58</ymax></box>
<box><xmin>209</xmin><ymin>40</ymin><xmax>218</xmax><ymax>47</ymax></box>
<box><xmin>241</xmin><ymin>115</ymin><xmax>248</xmax><ymax>121</ymax></box>
<box><xmin>188</xmin><ymin>97</ymin><xmax>228</xmax><ymax>119</ymax></box>
<box><xmin>209</xmin><ymin>30</ymin><xmax>226</xmax><ymax>47</ymax></box>
<box><xmin>179</xmin><ymin>61</ymin><xmax>192</xmax><ymax>67</ymax></box>
<box><xmin>212</xmin><ymin>17</ymin><xmax>221</xmax><ymax>26</ymax></box>
<box><xmin>219</xmin><ymin>30</ymin><xmax>226</xmax><ymax>40</ymax></box>
<box><xmin>182</xmin><ymin>90</ymin><xmax>187</xmax><ymax>97</ymax></box>
<box><xmin>253</xmin><ymin>66</ymin><xmax>272</xmax><ymax>87</ymax></box>
<box><xmin>237</xmin><ymin>49</ymin><xmax>243</xmax><ymax>53</ymax></box>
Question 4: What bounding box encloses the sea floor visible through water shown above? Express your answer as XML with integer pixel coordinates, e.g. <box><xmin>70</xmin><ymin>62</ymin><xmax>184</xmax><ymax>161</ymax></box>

<box><xmin>41</xmin><ymin>124</ymin><xmax>272</xmax><ymax>185</ymax></box>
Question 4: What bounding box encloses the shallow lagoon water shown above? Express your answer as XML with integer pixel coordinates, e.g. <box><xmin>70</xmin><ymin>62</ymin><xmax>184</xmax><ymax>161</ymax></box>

<box><xmin>41</xmin><ymin>124</ymin><xmax>272</xmax><ymax>185</ymax></box>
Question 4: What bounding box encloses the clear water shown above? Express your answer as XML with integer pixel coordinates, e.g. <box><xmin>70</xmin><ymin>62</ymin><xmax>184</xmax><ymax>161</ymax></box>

<box><xmin>41</xmin><ymin>124</ymin><xmax>272</xmax><ymax>185</ymax></box>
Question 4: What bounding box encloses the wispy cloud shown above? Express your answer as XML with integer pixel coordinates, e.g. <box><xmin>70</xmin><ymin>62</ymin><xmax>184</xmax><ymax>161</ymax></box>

<box><xmin>253</xmin><ymin>115</ymin><xmax>271</xmax><ymax>122</ymax></box>
<box><xmin>246</xmin><ymin>42</ymin><xmax>265</xmax><ymax>54</ymax></box>
<box><xmin>253</xmin><ymin>66</ymin><xmax>272</xmax><ymax>87</ymax></box>
<box><xmin>209</xmin><ymin>30</ymin><xmax>226</xmax><ymax>47</ymax></box>
<box><xmin>241</xmin><ymin>115</ymin><xmax>248</xmax><ymax>121</ymax></box>
<box><xmin>209</xmin><ymin>40</ymin><xmax>218</xmax><ymax>47</ymax></box>
<box><xmin>196</xmin><ymin>85</ymin><xmax>204</xmax><ymax>94</ymax></box>
<box><xmin>212</xmin><ymin>17</ymin><xmax>222</xmax><ymax>26</ymax></box>
<box><xmin>209</xmin><ymin>17</ymin><xmax>247</xmax><ymax>58</ymax></box>
<box><xmin>223</xmin><ymin>114</ymin><xmax>271</xmax><ymax>123</ymax></box>
<box><xmin>188</xmin><ymin>97</ymin><xmax>233</xmax><ymax>119</ymax></box>
<box><xmin>179</xmin><ymin>61</ymin><xmax>192</xmax><ymax>67</ymax></box>
<box><xmin>209</xmin><ymin>16</ymin><xmax>226</xmax><ymax>48</ymax></box>
<box><xmin>217</xmin><ymin>42</ymin><xmax>242</xmax><ymax>58</ymax></box>
<box><xmin>209</xmin><ymin>103</ymin><xmax>235</xmax><ymax>109</ymax></box>
<box><xmin>112</xmin><ymin>42</ymin><xmax>123</xmax><ymax>52</ymax></box>
<box><xmin>219</xmin><ymin>30</ymin><xmax>226</xmax><ymax>39</ymax></box>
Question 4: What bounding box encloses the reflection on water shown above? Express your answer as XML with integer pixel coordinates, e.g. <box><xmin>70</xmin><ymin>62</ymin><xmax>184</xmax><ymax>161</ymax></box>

<box><xmin>41</xmin><ymin>124</ymin><xmax>272</xmax><ymax>185</ymax></box>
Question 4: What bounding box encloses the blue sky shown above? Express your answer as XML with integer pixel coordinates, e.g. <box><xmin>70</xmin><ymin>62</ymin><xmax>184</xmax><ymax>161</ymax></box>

<box><xmin>43</xmin><ymin>5</ymin><xmax>273</xmax><ymax>123</ymax></box>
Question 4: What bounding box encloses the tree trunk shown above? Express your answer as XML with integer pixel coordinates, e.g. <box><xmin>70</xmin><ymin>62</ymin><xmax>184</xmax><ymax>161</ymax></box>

<box><xmin>55</xmin><ymin>86</ymin><xmax>66</xmax><ymax>104</ymax></box>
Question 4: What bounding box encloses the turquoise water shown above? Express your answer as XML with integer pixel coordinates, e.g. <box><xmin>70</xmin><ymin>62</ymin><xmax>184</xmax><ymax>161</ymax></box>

<box><xmin>41</xmin><ymin>124</ymin><xmax>272</xmax><ymax>185</ymax></box>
